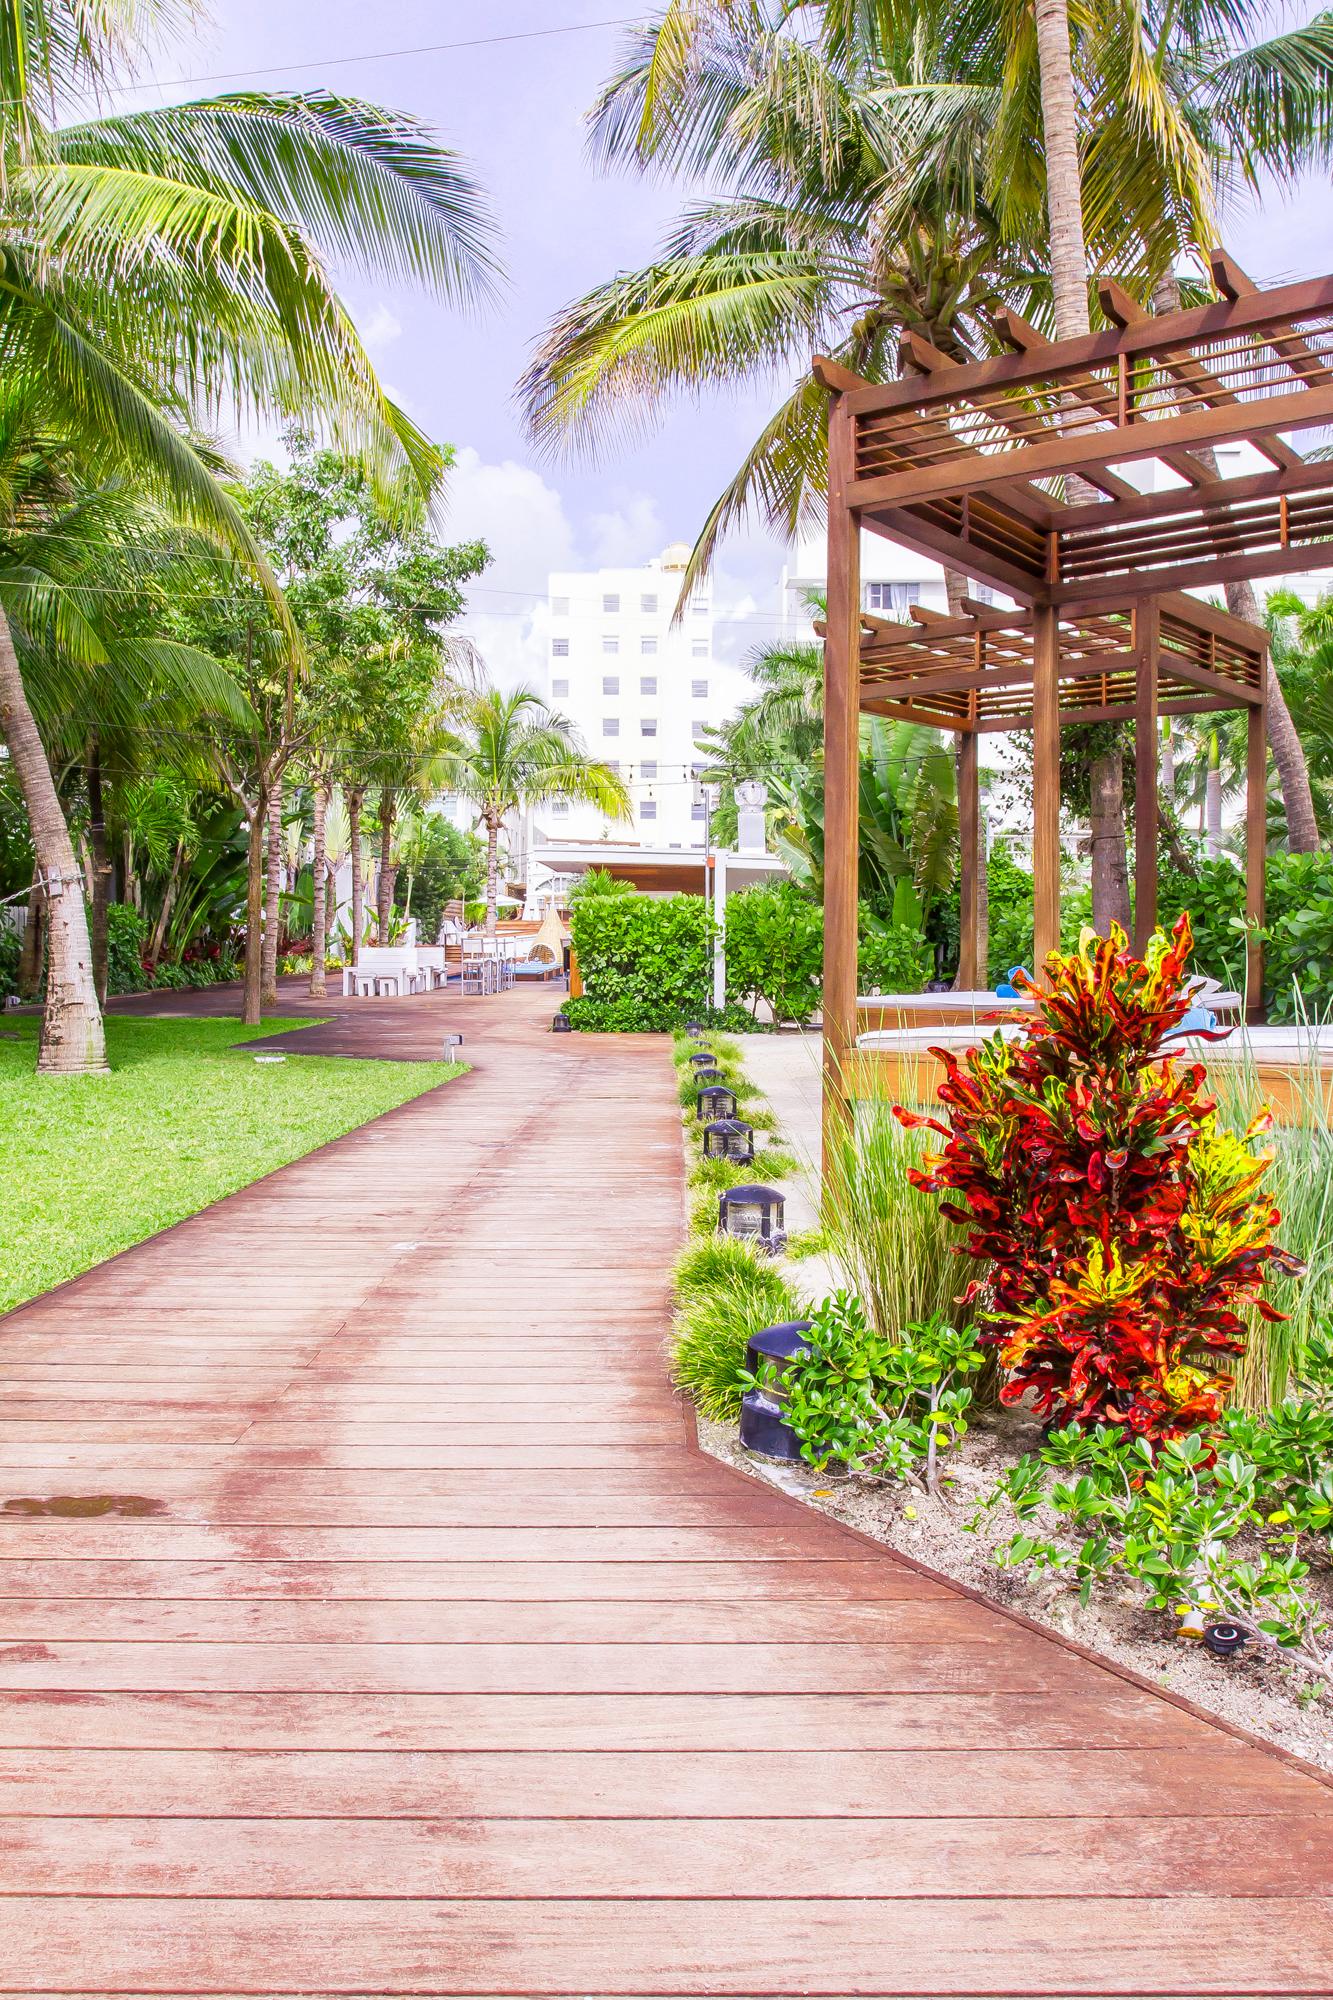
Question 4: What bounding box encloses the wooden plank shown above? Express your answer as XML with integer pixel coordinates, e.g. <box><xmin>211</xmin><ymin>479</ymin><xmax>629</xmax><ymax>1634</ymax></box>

<box><xmin>1134</xmin><ymin>600</ymin><xmax>1161</xmax><ymax>953</ymax></box>
<box><xmin>9</xmin><ymin>1894</ymin><xmax>1333</xmax><ymax>1993</ymax></box>
<box><xmin>1248</xmin><ymin>696</ymin><xmax>1268</xmax><ymax>1023</ymax></box>
<box><xmin>1032</xmin><ymin>603</ymin><xmax>1062</xmax><ymax>972</ymax></box>
<box><xmin>821</xmin><ymin>391</ymin><xmax>861</xmax><ymax>1169</ymax></box>
<box><xmin>0</xmin><ymin>1745</ymin><xmax>1318</xmax><ymax>1817</ymax></box>
<box><xmin>2</xmin><ymin>1811</ymin><xmax>1325</xmax><ymax>1900</ymax></box>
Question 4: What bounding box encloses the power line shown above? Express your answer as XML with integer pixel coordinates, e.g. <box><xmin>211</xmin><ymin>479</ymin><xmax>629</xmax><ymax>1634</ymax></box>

<box><xmin>89</xmin><ymin>16</ymin><xmax>642</xmax><ymax>100</ymax></box>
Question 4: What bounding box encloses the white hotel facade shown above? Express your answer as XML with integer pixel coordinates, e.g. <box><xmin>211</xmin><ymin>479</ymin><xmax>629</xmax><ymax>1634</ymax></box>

<box><xmin>534</xmin><ymin>542</ymin><xmax>755</xmax><ymax>853</ymax></box>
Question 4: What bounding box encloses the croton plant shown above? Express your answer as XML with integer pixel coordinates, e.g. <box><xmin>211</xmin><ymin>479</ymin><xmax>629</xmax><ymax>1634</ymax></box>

<box><xmin>896</xmin><ymin>916</ymin><xmax>1302</xmax><ymax>1443</ymax></box>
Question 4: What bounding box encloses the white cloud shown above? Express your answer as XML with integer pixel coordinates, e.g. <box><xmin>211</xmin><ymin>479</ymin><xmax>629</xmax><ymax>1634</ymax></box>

<box><xmin>359</xmin><ymin>302</ymin><xmax>403</xmax><ymax>357</ymax></box>
<box><xmin>444</xmin><ymin>448</ymin><xmax>579</xmax><ymax>693</ymax></box>
<box><xmin>586</xmin><ymin>490</ymin><xmax>667</xmax><ymax>568</ymax></box>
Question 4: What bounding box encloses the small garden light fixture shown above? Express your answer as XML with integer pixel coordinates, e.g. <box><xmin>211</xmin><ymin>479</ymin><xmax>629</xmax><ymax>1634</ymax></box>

<box><xmin>689</xmin><ymin>1050</ymin><xmax>718</xmax><ymax>1070</ymax></box>
<box><xmin>695</xmin><ymin>1082</ymin><xmax>737</xmax><ymax>1122</ymax></box>
<box><xmin>718</xmin><ymin>1182</ymin><xmax>786</xmax><ymax>1252</ymax></box>
<box><xmin>693</xmin><ymin>1065</ymin><xmax>725</xmax><ymax>1087</ymax></box>
<box><xmin>552</xmin><ymin>1011</ymin><xmax>571</xmax><ymax>1033</ymax></box>
<box><xmin>685</xmin><ymin>1021</ymin><xmax>705</xmax><ymax>1038</ymax></box>
<box><xmin>702</xmin><ymin>1118</ymin><xmax>754</xmax><ymax>1163</ymax></box>
<box><xmin>740</xmin><ymin>1318</ymin><xmax>812</xmax><ymax>1463</ymax></box>
<box><xmin>1203</xmin><ymin>1622</ymin><xmax>1248</xmax><ymax>1658</ymax></box>
<box><xmin>443</xmin><ymin>1032</ymin><xmax>463</xmax><ymax>1059</ymax></box>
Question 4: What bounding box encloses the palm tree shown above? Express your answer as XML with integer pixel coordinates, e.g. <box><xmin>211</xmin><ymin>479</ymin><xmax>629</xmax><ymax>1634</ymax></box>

<box><xmin>441</xmin><ymin>686</ymin><xmax>631</xmax><ymax>934</ymax></box>
<box><xmin>0</xmin><ymin>0</ymin><xmax>500</xmax><ymax>1073</ymax></box>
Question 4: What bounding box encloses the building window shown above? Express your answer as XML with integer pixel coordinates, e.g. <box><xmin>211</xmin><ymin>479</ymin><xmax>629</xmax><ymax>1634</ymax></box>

<box><xmin>603</xmin><ymin>592</ymin><xmax>620</xmax><ymax>613</ymax></box>
<box><xmin>691</xmin><ymin>678</ymin><xmax>708</xmax><ymax>698</ymax></box>
<box><xmin>602</xmin><ymin>634</ymin><xmax>619</xmax><ymax>655</ymax></box>
<box><xmin>691</xmin><ymin>759</ymin><xmax>706</xmax><ymax>776</ymax></box>
<box><xmin>603</xmin><ymin>717</ymin><xmax>619</xmax><ymax>738</ymax></box>
<box><xmin>551</xmin><ymin>677</ymin><xmax>569</xmax><ymax>697</ymax></box>
<box><xmin>691</xmin><ymin>800</ymin><xmax>706</xmax><ymax>822</ymax></box>
<box><xmin>551</xmin><ymin>637</ymin><xmax>569</xmax><ymax>657</ymax></box>
<box><xmin>865</xmin><ymin>581</ymin><xmax>919</xmax><ymax>615</ymax></box>
<box><xmin>640</xmin><ymin>675</ymin><xmax>657</xmax><ymax>696</ymax></box>
<box><xmin>640</xmin><ymin>635</ymin><xmax>657</xmax><ymax>655</ymax></box>
<box><xmin>641</xmin><ymin>592</ymin><xmax>658</xmax><ymax>614</ymax></box>
<box><xmin>971</xmin><ymin>584</ymin><xmax>995</xmax><ymax>606</ymax></box>
<box><xmin>604</xmin><ymin>760</ymin><xmax>621</xmax><ymax>774</ymax></box>
<box><xmin>640</xmin><ymin>799</ymin><xmax>657</xmax><ymax>822</ymax></box>
<box><xmin>693</xmin><ymin>719</ymin><xmax>709</xmax><ymax>737</ymax></box>
<box><xmin>641</xmin><ymin>759</ymin><xmax>657</xmax><ymax>778</ymax></box>
<box><xmin>550</xmin><ymin>798</ymin><xmax>569</xmax><ymax>817</ymax></box>
<box><xmin>602</xmin><ymin>675</ymin><xmax>619</xmax><ymax>695</ymax></box>
<box><xmin>691</xmin><ymin>640</ymin><xmax>707</xmax><ymax>658</ymax></box>
<box><xmin>641</xmin><ymin>718</ymin><xmax>658</xmax><ymax>737</ymax></box>
<box><xmin>692</xmin><ymin>601</ymin><xmax>708</xmax><ymax>616</ymax></box>
<box><xmin>551</xmin><ymin>595</ymin><xmax>569</xmax><ymax>616</ymax></box>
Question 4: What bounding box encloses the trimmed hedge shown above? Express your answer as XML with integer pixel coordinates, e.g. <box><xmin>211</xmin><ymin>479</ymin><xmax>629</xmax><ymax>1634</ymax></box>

<box><xmin>569</xmin><ymin>891</ymin><xmax>714</xmax><ymax>1031</ymax></box>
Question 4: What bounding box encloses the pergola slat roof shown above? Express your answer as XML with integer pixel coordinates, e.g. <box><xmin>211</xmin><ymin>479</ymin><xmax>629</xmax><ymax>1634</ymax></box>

<box><xmin>832</xmin><ymin>590</ymin><xmax>1265</xmax><ymax>733</ymax></box>
<box><xmin>820</xmin><ymin>257</ymin><xmax>1333</xmax><ymax>607</ymax></box>
<box><xmin>816</xmin><ymin>249</ymin><xmax>1298</xmax><ymax>1166</ymax></box>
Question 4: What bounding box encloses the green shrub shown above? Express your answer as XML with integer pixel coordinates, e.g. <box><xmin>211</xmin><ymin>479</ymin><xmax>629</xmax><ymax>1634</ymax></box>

<box><xmin>0</xmin><ymin>922</ymin><xmax>20</xmax><ymax>1001</ymax></box>
<box><xmin>106</xmin><ymin>904</ymin><xmax>149</xmax><ymax>996</ymax></box>
<box><xmin>857</xmin><ymin>917</ymin><xmax>932</xmax><ymax>995</ymax></box>
<box><xmin>725</xmin><ymin>881</ymin><xmax>822</xmax><ymax>1024</ymax></box>
<box><xmin>570</xmin><ymin>890</ymin><xmax>713</xmax><ymax>1030</ymax></box>
<box><xmin>1159</xmin><ymin>851</ymin><xmax>1333</xmax><ymax>1020</ymax></box>
<box><xmin>672</xmin><ymin>1237</ymin><xmax>809</xmax><ymax>1421</ymax></box>
<box><xmin>745</xmin><ymin>1291</ymin><xmax>984</xmax><ymax>1489</ymax></box>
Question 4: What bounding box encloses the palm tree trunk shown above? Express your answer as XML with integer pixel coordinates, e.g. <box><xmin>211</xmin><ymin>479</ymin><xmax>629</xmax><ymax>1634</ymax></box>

<box><xmin>1151</xmin><ymin>274</ymin><xmax>1317</xmax><ymax>851</ymax></box>
<box><xmin>376</xmin><ymin>787</ymin><xmax>397</xmax><ymax>936</ymax></box>
<box><xmin>260</xmin><ymin>780</ymin><xmax>283</xmax><ymax>1007</ymax></box>
<box><xmin>0</xmin><ymin>605</ymin><xmax>106</xmax><ymax>1072</ymax></box>
<box><xmin>348</xmin><ymin>786</ymin><xmax>365</xmax><ymax>962</ymax></box>
<box><xmin>484</xmin><ymin>817</ymin><xmax>500</xmax><ymax>935</ymax></box>
<box><xmin>1225</xmin><ymin>574</ymin><xmax>1317</xmax><ymax>851</ymax></box>
<box><xmin>242</xmin><ymin>791</ymin><xmax>266</xmax><ymax>1028</ymax></box>
<box><xmin>1033</xmin><ymin>0</ymin><xmax>1091</xmax><ymax>342</ymax></box>
<box><xmin>87</xmin><ymin>734</ymin><xmax>112</xmax><ymax>1008</ymax></box>
<box><xmin>309</xmin><ymin>781</ymin><xmax>328</xmax><ymax>999</ymax></box>
<box><xmin>1090</xmin><ymin>748</ymin><xmax>1132</xmax><ymax>935</ymax></box>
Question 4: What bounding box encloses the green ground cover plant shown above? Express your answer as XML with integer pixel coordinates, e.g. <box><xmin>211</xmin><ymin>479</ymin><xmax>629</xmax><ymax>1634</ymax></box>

<box><xmin>745</xmin><ymin>1291</ymin><xmax>984</xmax><ymax>1493</ymax></box>
<box><xmin>0</xmin><ymin>1016</ymin><xmax>463</xmax><ymax>1313</ymax></box>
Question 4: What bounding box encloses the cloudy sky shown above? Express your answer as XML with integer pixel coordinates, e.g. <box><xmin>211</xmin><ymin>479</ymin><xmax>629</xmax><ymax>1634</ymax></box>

<box><xmin>128</xmin><ymin>1</ymin><xmax>1329</xmax><ymax>686</ymax></box>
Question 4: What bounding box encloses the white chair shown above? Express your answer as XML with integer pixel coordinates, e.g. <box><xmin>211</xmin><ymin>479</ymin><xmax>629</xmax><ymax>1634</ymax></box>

<box><xmin>415</xmin><ymin>945</ymin><xmax>448</xmax><ymax>990</ymax></box>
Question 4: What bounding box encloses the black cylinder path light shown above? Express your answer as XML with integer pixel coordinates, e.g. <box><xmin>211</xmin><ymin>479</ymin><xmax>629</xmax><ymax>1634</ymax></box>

<box><xmin>740</xmin><ymin>1319</ymin><xmax>813</xmax><ymax>1462</ymax></box>
<box><xmin>702</xmin><ymin>1118</ymin><xmax>754</xmax><ymax>1164</ymax></box>
<box><xmin>693</xmin><ymin>1065</ymin><xmax>725</xmax><ymax>1088</ymax></box>
<box><xmin>685</xmin><ymin>1021</ymin><xmax>705</xmax><ymax>1038</ymax></box>
<box><xmin>696</xmin><ymin>1082</ymin><xmax>737</xmax><ymax>1122</ymax></box>
<box><xmin>552</xmin><ymin>1011</ymin><xmax>571</xmax><ymax>1033</ymax></box>
<box><xmin>718</xmin><ymin>1182</ymin><xmax>787</xmax><ymax>1253</ymax></box>
<box><xmin>689</xmin><ymin>1050</ymin><xmax>718</xmax><ymax>1071</ymax></box>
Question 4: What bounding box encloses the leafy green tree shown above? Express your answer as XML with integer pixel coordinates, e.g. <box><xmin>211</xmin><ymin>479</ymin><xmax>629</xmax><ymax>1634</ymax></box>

<box><xmin>0</xmin><ymin>0</ymin><xmax>499</xmax><ymax>1072</ymax></box>
<box><xmin>440</xmin><ymin>686</ymin><xmax>631</xmax><ymax>933</ymax></box>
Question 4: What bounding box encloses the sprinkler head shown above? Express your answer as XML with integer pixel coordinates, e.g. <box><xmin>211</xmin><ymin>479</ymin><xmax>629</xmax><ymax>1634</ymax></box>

<box><xmin>1203</xmin><ymin>1622</ymin><xmax>1248</xmax><ymax>1658</ymax></box>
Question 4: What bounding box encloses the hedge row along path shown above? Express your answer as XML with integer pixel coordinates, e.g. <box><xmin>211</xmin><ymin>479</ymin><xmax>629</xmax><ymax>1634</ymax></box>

<box><xmin>1</xmin><ymin>979</ymin><xmax>1332</xmax><ymax>1994</ymax></box>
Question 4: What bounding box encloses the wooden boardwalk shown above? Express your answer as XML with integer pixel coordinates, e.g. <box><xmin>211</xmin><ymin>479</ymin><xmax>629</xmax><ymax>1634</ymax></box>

<box><xmin>1</xmin><ymin>983</ymin><xmax>1332</xmax><ymax>1995</ymax></box>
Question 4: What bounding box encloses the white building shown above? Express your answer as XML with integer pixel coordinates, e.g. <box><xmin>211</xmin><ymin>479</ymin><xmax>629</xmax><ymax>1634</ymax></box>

<box><xmin>536</xmin><ymin>542</ymin><xmax>754</xmax><ymax>855</ymax></box>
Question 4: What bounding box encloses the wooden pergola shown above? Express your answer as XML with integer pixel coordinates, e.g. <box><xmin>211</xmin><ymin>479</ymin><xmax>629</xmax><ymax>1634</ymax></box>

<box><xmin>820</xmin><ymin>251</ymin><xmax>1333</xmax><ymax>1150</ymax></box>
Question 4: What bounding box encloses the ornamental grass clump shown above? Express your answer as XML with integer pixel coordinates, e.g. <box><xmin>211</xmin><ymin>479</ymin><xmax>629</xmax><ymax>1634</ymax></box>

<box><xmin>897</xmin><ymin>917</ymin><xmax>1302</xmax><ymax>1443</ymax></box>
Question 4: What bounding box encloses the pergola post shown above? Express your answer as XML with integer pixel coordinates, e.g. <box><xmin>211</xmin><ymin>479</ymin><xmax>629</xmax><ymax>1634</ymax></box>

<box><xmin>821</xmin><ymin>394</ymin><xmax>862</xmax><ymax>1172</ymax></box>
<box><xmin>1133</xmin><ymin>600</ymin><xmax>1161</xmax><ymax>955</ymax></box>
<box><xmin>1032</xmin><ymin>604</ymin><xmax>1061</xmax><ymax>974</ymax></box>
<box><xmin>1247</xmin><ymin>690</ymin><xmax>1268</xmax><ymax>1026</ymax></box>
<box><xmin>956</xmin><ymin>727</ymin><xmax>980</xmax><ymax>990</ymax></box>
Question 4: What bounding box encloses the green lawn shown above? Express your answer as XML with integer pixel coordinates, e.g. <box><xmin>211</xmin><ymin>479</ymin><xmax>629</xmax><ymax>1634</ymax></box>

<box><xmin>0</xmin><ymin>1015</ymin><xmax>465</xmax><ymax>1315</ymax></box>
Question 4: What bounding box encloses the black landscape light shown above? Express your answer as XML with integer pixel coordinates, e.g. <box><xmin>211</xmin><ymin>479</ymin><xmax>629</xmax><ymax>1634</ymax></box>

<box><xmin>552</xmin><ymin>1011</ymin><xmax>572</xmax><ymax>1033</ymax></box>
<box><xmin>696</xmin><ymin>1083</ymin><xmax>737</xmax><ymax>1122</ymax></box>
<box><xmin>718</xmin><ymin>1182</ymin><xmax>786</xmax><ymax>1251</ymax></box>
<box><xmin>1203</xmin><ymin>1622</ymin><xmax>1248</xmax><ymax>1657</ymax></box>
<box><xmin>693</xmin><ymin>1066</ymin><xmax>725</xmax><ymax>1087</ymax></box>
<box><xmin>740</xmin><ymin>1319</ymin><xmax>813</xmax><ymax>1462</ymax></box>
<box><xmin>685</xmin><ymin>1021</ymin><xmax>705</xmax><ymax>1038</ymax></box>
<box><xmin>689</xmin><ymin>1050</ymin><xmax>718</xmax><ymax>1070</ymax></box>
<box><xmin>702</xmin><ymin>1118</ymin><xmax>754</xmax><ymax>1163</ymax></box>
